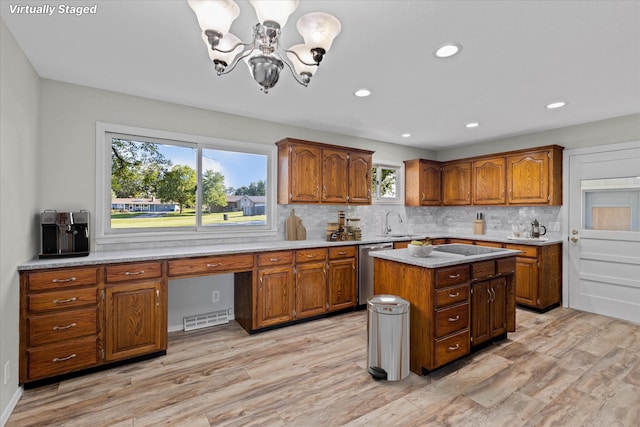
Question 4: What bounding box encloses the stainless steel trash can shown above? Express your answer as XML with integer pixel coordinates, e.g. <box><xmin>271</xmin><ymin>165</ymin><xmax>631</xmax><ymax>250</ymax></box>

<box><xmin>367</xmin><ymin>295</ymin><xmax>410</xmax><ymax>381</ymax></box>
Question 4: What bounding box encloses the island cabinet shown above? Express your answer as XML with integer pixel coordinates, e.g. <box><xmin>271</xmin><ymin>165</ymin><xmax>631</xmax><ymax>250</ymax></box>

<box><xmin>404</xmin><ymin>159</ymin><xmax>442</xmax><ymax>206</ymax></box>
<box><xmin>469</xmin><ymin>259</ymin><xmax>515</xmax><ymax>347</ymax></box>
<box><xmin>103</xmin><ymin>261</ymin><xmax>166</xmax><ymax>361</ymax></box>
<box><xmin>276</xmin><ymin>138</ymin><xmax>374</xmax><ymax>205</ymax></box>
<box><xmin>373</xmin><ymin>255</ymin><xmax>515</xmax><ymax>374</ymax></box>
<box><xmin>442</xmin><ymin>161</ymin><xmax>472</xmax><ymax>205</ymax></box>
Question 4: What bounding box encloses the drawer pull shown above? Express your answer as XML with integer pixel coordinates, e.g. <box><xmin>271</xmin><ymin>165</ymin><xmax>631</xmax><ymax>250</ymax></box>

<box><xmin>338</xmin><ymin>251</ymin><xmax>347</xmax><ymax>255</ymax></box>
<box><xmin>51</xmin><ymin>277</ymin><xmax>76</xmax><ymax>283</ymax></box>
<box><xmin>306</xmin><ymin>254</ymin><xmax>317</xmax><ymax>258</ymax></box>
<box><xmin>448</xmin><ymin>316</ymin><xmax>460</xmax><ymax>322</ymax></box>
<box><xmin>125</xmin><ymin>270</ymin><xmax>145</xmax><ymax>276</ymax></box>
<box><xmin>269</xmin><ymin>258</ymin><xmax>282</xmax><ymax>262</ymax></box>
<box><xmin>448</xmin><ymin>292</ymin><xmax>460</xmax><ymax>298</ymax></box>
<box><xmin>53</xmin><ymin>297</ymin><xmax>78</xmax><ymax>304</ymax></box>
<box><xmin>448</xmin><ymin>274</ymin><xmax>460</xmax><ymax>279</ymax></box>
<box><xmin>206</xmin><ymin>263</ymin><xmax>222</xmax><ymax>268</ymax></box>
<box><xmin>53</xmin><ymin>322</ymin><xmax>77</xmax><ymax>331</ymax></box>
<box><xmin>52</xmin><ymin>353</ymin><xmax>77</xmax><ymax>363</ymax></box>
<box><xmin>447</xmin><ymin>344</ymin><xmax>460</xmax><ymax>351</ymax></box>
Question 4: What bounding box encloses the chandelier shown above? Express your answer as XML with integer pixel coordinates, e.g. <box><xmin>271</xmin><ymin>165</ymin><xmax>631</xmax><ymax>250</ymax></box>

<box><xmin>187</xmin><ymin>0</ymin><xmax>342</xmax><ymax>93</ymax></box>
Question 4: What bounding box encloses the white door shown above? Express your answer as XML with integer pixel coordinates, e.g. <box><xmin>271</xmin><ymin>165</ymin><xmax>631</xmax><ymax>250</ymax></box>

<box><xmin>565</xmin><ymin>141</ymin><xmax>640</xmax><ymax>323</ymax></box>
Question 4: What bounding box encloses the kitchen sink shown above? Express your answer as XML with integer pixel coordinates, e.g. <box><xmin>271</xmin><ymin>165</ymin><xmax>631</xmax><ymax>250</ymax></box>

<box><xmin>433</xmin><ymin>244</ymin><xmax>508</xmax><ymax>256</ymax></box>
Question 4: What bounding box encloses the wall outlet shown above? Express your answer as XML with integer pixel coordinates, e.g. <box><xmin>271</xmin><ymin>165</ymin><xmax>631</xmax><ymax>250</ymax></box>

<box><xmin>4</xmin><ymin>361</ymin><xmax>9</xmax><ymax>385</ymax></box>
<box><xmin>212</xmin><ymin>290</ymin><xmax>220</xmax><ymax>302</ymax></box>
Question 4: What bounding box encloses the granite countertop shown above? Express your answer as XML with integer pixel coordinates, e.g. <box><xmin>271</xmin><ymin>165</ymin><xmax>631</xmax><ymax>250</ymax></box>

<box><xmin>18</xmin><ymin>232</ymin><xmax>561</xmax><ymax>271</ymax></box>
<box><xmin>369</xmin><ymin>245</ymin><xmax>522</xmax><ymax>269</ymax></box>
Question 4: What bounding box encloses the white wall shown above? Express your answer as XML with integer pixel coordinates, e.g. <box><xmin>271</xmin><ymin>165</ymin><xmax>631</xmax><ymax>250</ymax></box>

<box><xmin>0</xmin><ymin>19</ymin><xmax>40</xmax><ymax>424</ymax></box>
<box><xmin>436</xmin><ymin>113</ymin><xmax>640</xmax><ymax>161</ymax></box>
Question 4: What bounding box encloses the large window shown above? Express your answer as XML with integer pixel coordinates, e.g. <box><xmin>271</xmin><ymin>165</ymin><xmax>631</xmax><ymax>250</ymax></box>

<box><xmin>371</xmin><ymin>163</ymin><xmax>403</xmax><ymax>204</ymax></box>
<box><xmin>96</xmin><ymin>123</ymin><xmax>276</xmax><ymax>244</ymax></box>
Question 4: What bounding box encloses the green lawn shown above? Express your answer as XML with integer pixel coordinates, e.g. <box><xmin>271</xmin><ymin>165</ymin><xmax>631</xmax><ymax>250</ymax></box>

<box><xmin>111</xmin><ymin>209</ymin><xmax>266</xmax><ymax>228</ymax></box>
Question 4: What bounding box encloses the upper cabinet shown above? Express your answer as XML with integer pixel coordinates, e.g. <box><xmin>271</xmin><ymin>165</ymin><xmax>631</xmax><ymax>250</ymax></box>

<box><xmin>473</xmin><ymin>157</ymin><xmax>506</xmax><ymax>205</ymax></box>
<box><xmin>507</xmin><ymin>146</ymin><xmax>563</xmax><ymax>205</ymax></box>
<box><xmin>442</xmin><ymin>161</ymin><xmax>472</xmax><ymax>205</ymax></box>
<box><xmin>404</xmin><ymin>159</ymin><xmax>441</xmax><ymax>206</ymax></box>
<box><xmin>404</xmin><ymin>145</ymin><xmax>563</xmax><ymax>207</ymax></box>
<box><xmin>276</xmin><ymin>138</ymin><xmax>373</xmax><ymax>205</ymax></box>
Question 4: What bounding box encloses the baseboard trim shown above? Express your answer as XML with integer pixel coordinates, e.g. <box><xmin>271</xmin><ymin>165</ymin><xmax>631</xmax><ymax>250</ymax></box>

<box><xmin>1</xmin><ymin>386</ymin><xmax>23</xmax><ymax>427</ymax></box>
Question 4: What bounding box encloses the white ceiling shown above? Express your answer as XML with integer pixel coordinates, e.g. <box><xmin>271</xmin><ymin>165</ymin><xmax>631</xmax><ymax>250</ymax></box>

<box><xmin>2</xmin><ymin>1</ymin><xmax>639</xmax><ymax>150</ymax></box>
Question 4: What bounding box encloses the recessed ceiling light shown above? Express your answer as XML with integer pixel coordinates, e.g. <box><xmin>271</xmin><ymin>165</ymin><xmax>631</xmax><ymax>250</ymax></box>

<box><xmin>434</xmin><ymin>44</ymin><xmax>462</xmax><ymax>58</ymax></box>
<box><xmin>354</xmin><ymin>89</ymin><xmax>371</xmax><ymax>97</ymax></box>
<box><xmin>546</xmin><ymin>101</ymin><xmax>566</xmax><ymax>109</ymax></box>
<box><xmin>465</xmin><ymin>122</ymin><xmax>480</xmax><ymax>128</ymax></box>
<box><xmin>402</xmin><ymin>133</ymin><xmax>411</xmax><ymax>138</ymax></box>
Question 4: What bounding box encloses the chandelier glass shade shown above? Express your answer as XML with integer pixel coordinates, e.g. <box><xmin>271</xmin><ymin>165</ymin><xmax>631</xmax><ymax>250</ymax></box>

<box><xmin>187</xmin><ymin>0</ymin><xmax>341</xmax><ymax>93</ymax></box>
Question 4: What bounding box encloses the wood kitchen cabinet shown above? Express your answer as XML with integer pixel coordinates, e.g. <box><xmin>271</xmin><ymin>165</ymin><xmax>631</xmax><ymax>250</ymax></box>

<box><xmin>471</xmin><ymin>277</ymin><xmax>507</xmax><ymax>347</ymax></box>
<box><xmin>103</xmin><ymin>262</ymin><xmax>166</xmax><ymax>362</ymax></box>
<box><xmin>328</xmin><ymin>246</ymin><xmax>357</xmax><ymax>311</ymax></box>
<box><xmin>504</xmin><ymin>243</ymin><xmax>562</xmax><ymax>311</ymax></box>
<box><xmin>442</xmin><ymin>161</ymin><xmax>472</xmax><ymax>205</ymax></box>
<box><xmin>20</xmin><ymin>266</ymin><xmax>100</xmax><ymax>383</ymax></box>
<box><xmin>256</xmin><ymin>251</ymin><xmax>295</xmax><ymax>328</ymax></box>
<box><xmin>276</xmin><ymin>138</ymin><xmax>374</xmax><ymax>205</ymax></box>
<box><xmin>404</xmin><ymin>159</ymin><xmax>442</xmax><ymax>206</ymax></box>
<box><xmin>473</xmin><ymin>157</ymin><xmax>506</xmax><ymax>205</ymax></box>
<box><xmin>295</xmin><ymin>248</ymin><xmax>328</xmax><ymax>319</ymax></box>
<box><xmin>348</xmin><ymin>151</ymin><xmax>373</xmax><ymax>204</ymax></box>
<box><xmin>507</xmin><ymin>146</ymin><xmax>563</xmax><ymax>205</ymax></box>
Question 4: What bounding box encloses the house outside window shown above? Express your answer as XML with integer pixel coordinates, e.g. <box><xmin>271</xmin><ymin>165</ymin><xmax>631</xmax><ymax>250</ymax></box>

<box><xmin>95</xmin><ymin>123</ymin><xmax>277</xmax><ymax>245</ymax></box>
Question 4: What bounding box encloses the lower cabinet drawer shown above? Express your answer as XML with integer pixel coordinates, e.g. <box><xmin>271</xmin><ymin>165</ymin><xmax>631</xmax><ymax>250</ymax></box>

<box><xmin>434</xmin><ymin>303</ymin><xmax>469</xmax><ymax>338</ymax></box>
<box><xmin>27</xmin><ymin>287</ymin><xmax>98</xmax><ymax>312</ymax></box>
<box><xmin>435</xmin><ymin>329</ymin><xmax>470</xmax><ymax>367</ymax></box>
<box><xmin>435</xmin><ymin>285</ymin><xmax>469</xmax><ymax>308</ymax></box>
<box><xmin>27</xmin><ymin>336</ymin><xmax>98</xmax><ymax>381</ymax></box>
<box><xmin>28</xmin><ymin>308</ymin><xmax>98</xmax><ymax>346</ymax></box>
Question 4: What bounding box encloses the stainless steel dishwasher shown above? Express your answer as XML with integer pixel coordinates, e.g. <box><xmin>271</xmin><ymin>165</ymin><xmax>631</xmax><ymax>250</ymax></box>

<box><xmin>358</xmin><ymin>242</ymin><xmax>394</xmax><ymax>308</ymax></box>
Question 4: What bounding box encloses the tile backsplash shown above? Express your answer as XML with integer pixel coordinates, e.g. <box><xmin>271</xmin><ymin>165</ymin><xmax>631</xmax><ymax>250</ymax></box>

<box><xmin>279</xmin><ymin>204</ymin><xmax>562</xmax><ymax>240</ymax></box>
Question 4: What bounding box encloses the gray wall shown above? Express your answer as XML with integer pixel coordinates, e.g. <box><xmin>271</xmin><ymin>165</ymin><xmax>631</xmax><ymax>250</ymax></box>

<box><xmin>0</xmin><ymin>19</ymin><xmax>40</xmax><ymax>423</ymax></box>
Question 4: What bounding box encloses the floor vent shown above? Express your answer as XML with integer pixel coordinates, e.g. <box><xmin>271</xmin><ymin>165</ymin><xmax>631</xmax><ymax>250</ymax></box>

<box><xmin>183</xmin><ymin>308</ymin><xmax>231</xmax><ymax>331</ymax></box>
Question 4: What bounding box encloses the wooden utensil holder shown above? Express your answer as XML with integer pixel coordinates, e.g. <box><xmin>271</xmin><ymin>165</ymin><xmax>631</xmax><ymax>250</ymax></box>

<box><xmin>473</xmin><ymin>220</ymin><xmax>485</xmax><ymax>235</ymax></box>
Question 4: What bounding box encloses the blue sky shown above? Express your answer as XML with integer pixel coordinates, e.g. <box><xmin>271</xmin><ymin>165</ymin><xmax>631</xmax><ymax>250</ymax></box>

<box><xmin>158</xmin><ymin>144</ymin><xmax>266</xmax><ymax>190</ymax></box>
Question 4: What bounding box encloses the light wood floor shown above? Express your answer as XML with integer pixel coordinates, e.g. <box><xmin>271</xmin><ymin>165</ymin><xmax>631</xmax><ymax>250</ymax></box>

<box><xmin>8</xmin><ymin>307</ymin><xmax>640</xmax><ymax>426</ymax></box>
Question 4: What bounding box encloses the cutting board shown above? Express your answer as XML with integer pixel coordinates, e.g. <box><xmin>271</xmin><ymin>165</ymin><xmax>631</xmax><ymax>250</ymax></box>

<box><xmin>286</xmin><ymin>210</ymin><xmax>306</xmax><ymax>240</ymax></box>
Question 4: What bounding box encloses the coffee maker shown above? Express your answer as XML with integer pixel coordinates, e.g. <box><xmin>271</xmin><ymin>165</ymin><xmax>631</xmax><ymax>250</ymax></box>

<box><xmin>40</xmin><ymin>210</ymin><xmax>90</xmax><ymax>258</ymax></box>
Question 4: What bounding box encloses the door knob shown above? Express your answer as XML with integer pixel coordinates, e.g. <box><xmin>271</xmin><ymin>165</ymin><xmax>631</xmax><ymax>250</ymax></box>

<box><xmin>570</xmin><ymin>236</ymin><xmax>579</xmax><ymax>243</ymax></box>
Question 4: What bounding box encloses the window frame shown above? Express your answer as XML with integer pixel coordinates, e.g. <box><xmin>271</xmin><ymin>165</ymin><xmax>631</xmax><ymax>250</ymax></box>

<box><xmin>371</xmin><ymin>160</ymin><xmax>404</xmax><ymax>205</ymax></box>
<box><xmin>95</xmin><ymin>122</ymin><xmax>278</xmax><ymax>246</ymax></box>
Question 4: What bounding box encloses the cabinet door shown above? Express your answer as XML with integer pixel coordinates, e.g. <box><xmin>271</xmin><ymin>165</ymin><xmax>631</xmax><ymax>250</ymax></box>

<box><xmin>322</xmin><ymin>149</ymin><xmax>349</xmax><ymax>203</ymax></box>
<box><xmin>473</xmin><ymin>157</ymin><xmax>506</xmax><ymax>205</ymax></box>
<box><xmin>257</xmin><ymin>266</ymin><xmax>295</xmax><ymax>327</ymax></box>
<box><xmin>290</xmin><ymin>144</ymin><xmax>322</xmax><ymax>203</ymax></box>
<box><xmin>442</xmin><ymin>162</ymin><xmax>471</xmax><ymax>205</ymax></box>
<box><xmin>328</xmin><ymin>258</ymin><xmax>356</xmax><ymax>311</ymax></box>
<box><xmin>507</xmin><ymin>150</ymin><xmax>549</xmax><ymax>204</ymax></box>
<box><xmin>105</xmin><ymin>280</ymin><xmax>163</xmax><ymax>361</ymax></box>
<box><xmin>471</xmin><ymin>281</ymin><xmax>491</xmax><ymax>346</ymax></box>
<box><xmin>490</xmin><ymin>278</ymin><xmax>507</xmax><ymax>337</ymax></box>
<box><xmin>296</xmin><ymin>261</ymin><xmax>327</xmax><ymax>318</ymax></box>
<box><xmin>348</xmin><ymin>152</ymin><xmax>372</xmax><ymax>204</ymax></box>
<box><xmin>514</xmin><ymin>256</ymin><xmax>539</xmax><ymax>307</ymax></box>
<box><xmin>420</xmin><ymin>161</ymin><xmax>442</xmax><ymax>205</ymax></box>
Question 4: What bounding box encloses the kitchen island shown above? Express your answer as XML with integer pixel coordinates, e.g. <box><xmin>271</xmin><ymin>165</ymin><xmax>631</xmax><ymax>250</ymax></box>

<box><xmin>370</xmin><ymin>244</ymin><xmax>520</xmax><ymax>375</ymax></box>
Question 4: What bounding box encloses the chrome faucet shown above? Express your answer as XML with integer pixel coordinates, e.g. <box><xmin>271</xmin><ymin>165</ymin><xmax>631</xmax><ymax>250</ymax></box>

<box><xmin>384</xmin><ymin>211</ymin><xmax>403</xmax><ymax>235</ymax></box>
